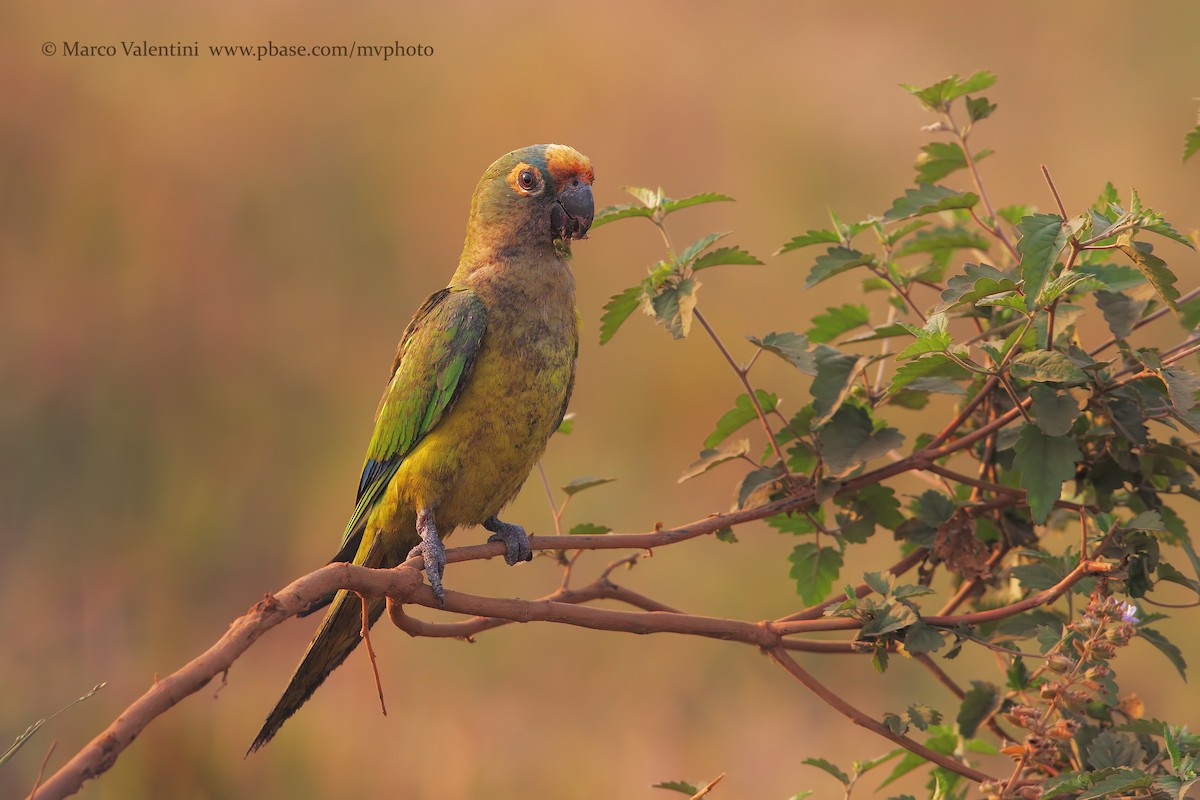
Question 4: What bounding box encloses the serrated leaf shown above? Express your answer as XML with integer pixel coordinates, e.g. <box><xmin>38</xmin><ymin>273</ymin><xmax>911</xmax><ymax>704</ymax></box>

<box><xmin>661</xmin><ymin>191</ymin><xmax>735</xmax><ymax>216</ymax></box>
<box><xmin>842</xmin><ymin>323</ymin><xmax>912</xmax><ymax>344</ymax></box>
<box><xmin>895</xmin><ymin>226</ymin><xmax>989</xmax><ymax>258</ymax></box>
<box><xmin>1087</xmin><ymin>731</ymin><xmax>1146</xmax><ymax>770</ymax></box>
<box><xmin>1078</xmin><ymin>769</ymin><xmax>1153</xmax><ymax>799</ymax></box>
<box><xmin>1157</xmin><ymin>367</ymin><xmax>1200</xmax><ymax>412</ymax></box>
<box><xmin>599</xmin><ymin>285</ymin><xmax>643</xmax><ymax>344</ymax></box>
<box><xmin>818</xmin><ymin>405</ymin><xmax>905</xmax><ymax>478</ymax></box>
<box><xmin>1009</xmin><ymin>350</ymin><xmax>1089</xmax><ymax>385</ymax></box>
<box><xmin>886</xmin><ymin>353</ymin><xmax>971</xmax><ymax>397</ymax></box>
<box><xmin>676</xmin><ymin>232</ymin><xmax>727</xmax><ymax>269</ymax></box>
<box><xmin>1029</xmin><ymin>385</ymin><xmax>1080</xmax><ymax>436</ymax></box>
<box><xmin>902</xmin><ymin>621</ymin><xmax>946</xmax><ymax>654</ymax></box>
<box><xmin>568</xmin><ymin>522</ymin><xmax>612</xmax><ymax>535</ymax></box>
<box><xmin>883</xmin><ymin>184</ymin><xmax>979</xmax><ymax>222</ymax></box>
<box><xmin>748</xmin><ymin>331</ymin><xmax>815</xmax><ymax>373</ymax></box>
<box><xmin>937</xmin><ymin>262</ymin><xmax>1020</xmax><ymax>311</ymax></box>
<box><xmin>736</xmin><ymin>463</ymin><xmax>786</xmax><ymax>509</ymax></box>
<box><xmin>808</xmin><ymin>304</ymin><xmax>870</xmax><ymax>344</ymax></box>
<box><xmin>651</xmin><ymin>780</ymin><xmax>700</xmax><ymax>795</ymax></box>
<box><xmin>704</xmin><ymin>391</ymin><xmax>778</xmax><ymax>449</ymax></box>
<box><xmin>956</xmin><ymin>681</ymin><xmax>999</xmax><ymax>738</ymax></box>
<box><xmin>1037</xmin><ymin>271</ymin><xmax>1090</xmax><ymax>306</ymax></box>
<box><xmin>907</xmin><ymin>704</ymin><xmax>943</xmax><ymax>732</ymax></box>
<box><xmin>790</xmin><ymin>543</ymin><xmax>844</xmax><ymax>605</ymax></box>
<box><xmin>895</xmin><ymin>315</ymin><xmax>953</xmax><ymax>360</ymax></box>
<box><xmin>806</xmin><ymin>246</ymin><xmax>876</xmax><ymax>288</ymax></box>
<box><xmin>1013</xmin><ymin>424</ymin><xmax>1081</xmax><ymax>523</ymax></box>
<box><xmin>811</xmin><ymin>346</ymin><xmax>869</xmax><ymax>427</ymax></box>
<box><xmin>1120</xmin><ymin>241</ymin><xmax>1180</xmax><ymax>312</ymax></box>
<box><xmin>1138</xmin><ymin>627</ymin><xmax>1187</xmax><ymax>680</ymax></box>
<box><xmin>802</xmin><ymin>757</ymin><xmax>850</xmax><ymax>786</ymax></box>
<box><xmin>913</xmin><ymin>141</ymin><xmax>993</xmax><ymax>183</ymax></box>
<box><xmin>900</xmin><ymin>71</ymin><xmax>997</xmax><ymax>111</ymax></box>
<box><xmin>1186</xmin><ymin>124</ymin><xmax>1200</xmax><ymax>163</ymax></box>
<box><xmin>591</xmin><ymin>203</ymin><xmax>655</xmax><ymax>228</ymax></box>
<box><xmin>651</xmin><ymin>277</ymin><xmax>699</xmax><ymax>339</ymax></box>
<box><xmin>561</xmin><ymin>476</ymin><xmax>617</xmax><ymax>496</ymax></box>
<box><xmin>679</xmin><ymin>439</ymin><xmax>751</xmax><ymax>482</ymax></box>
<box><xmin>777</xmin><ymin>228</ymin><xmax>841</xmax><ymax>255</ymax></box>
<box><xmin>1016</xmin><ymin>213</ymin><xmax>1069</xmax><ymax>310</ymax></box>
<box><xmin>966</xmin><ymin>95</ymin><xmax>996</xmax><ymax>122</ymax></box>
<box><xmin>624</xmin><ymin>185</ymin><xmax>663</xmax><ymax>208</ymax></box>
<box><xmin>1095</xmin><ymin>290</ymin><xmax>1149</xmax><ymax>340</ymax></box>
<box><xmin>691</xmin><ymin>245</ymin><xmax>763</xmax><ymax>271</ymax></box>
<box><xmin>714</xmin><ymin>527</ymin><xmax>737</xmax><ymax>543</ymax></box>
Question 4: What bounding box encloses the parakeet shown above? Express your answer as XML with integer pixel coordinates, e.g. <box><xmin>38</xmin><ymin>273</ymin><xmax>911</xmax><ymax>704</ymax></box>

<box><xmin>249</xmin><ymin>143</ymin><xmax>594</xmax><ymax>752</ymax></box>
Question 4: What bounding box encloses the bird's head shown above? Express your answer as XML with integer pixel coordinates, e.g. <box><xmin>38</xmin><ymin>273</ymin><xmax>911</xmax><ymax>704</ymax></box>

<box><xmin>464</xmin><ymin>144</ymin><xmax>595</xmax><ymax>258</ymax></box>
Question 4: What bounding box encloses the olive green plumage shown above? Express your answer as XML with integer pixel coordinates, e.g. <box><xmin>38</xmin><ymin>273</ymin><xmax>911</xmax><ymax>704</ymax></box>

<box><xmin>249</xmin><ymin>144</ymin><xmax>594</xmax><ymax>752</ymax></box>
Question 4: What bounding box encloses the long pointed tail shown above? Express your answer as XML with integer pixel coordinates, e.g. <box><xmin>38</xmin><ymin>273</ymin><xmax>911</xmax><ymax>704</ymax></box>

<box><xmin>248</xmin><ymin>533</ymin><xmax>389</xmax><ymax>754</ymax></box>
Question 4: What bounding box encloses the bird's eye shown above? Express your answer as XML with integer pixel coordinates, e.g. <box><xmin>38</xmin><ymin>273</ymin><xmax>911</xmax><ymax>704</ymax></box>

<box><xmin>518</xmin><ymin>170</ymin><xmax>537</xmax><ymax>190</ymax></box>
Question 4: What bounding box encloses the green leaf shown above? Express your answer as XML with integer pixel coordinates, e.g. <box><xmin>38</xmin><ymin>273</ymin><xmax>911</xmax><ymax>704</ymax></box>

<box><xmin>790</xmin><ymin>543</ymin><xmax>844</xmax><ymax>605</ymax></box>
<box><xmin>676</xmin><ymin>232</ymin><xmax>727</xmax><ymax>268</ymax></box>
<box><xmin>806</xmin><ymin>246</ymin><xmax>876</xmax><ymax>288</ymax></box>
<box><xmin>819</xmin><ymin>405</ymin><xmax>905</xmax><ymax>478</ymax></box>
<box><xmin>1078</xmin><ymin>769</ymin><xmax>1154</xmax><ymax>799</ymax></box>
<box><xmin>1029</xmin><ymin>385</ymin><xmax>1080</xmax><ymax>436</ymax></box>
<box><xmin>900</xmin><ymin>70</ymin><xmax>997</xmax><ymax>111</ymax></box>
<box><xmin>651</xmin><ymin>277</ymin><xmax>699</xmax><ymax>339</ymax></box>
<box><xmin>714</xmin><ymin>527</ymin><xmax>737</xmax><ymax>543</ymax></box>
<box><xmin>561</xmin><ymin>476</ymin><xmax>617</xmax><ymax>496</ymax></box>
<box><xmin>902</xmin><ymin>621</ymin><xmax>946</xmax><ymax>654</ymax></box>
<box><xmin>906</xmin><ymin>704</ymin><xmax>943</xmax><ymax>732</ymax></box>
<box><xmin>691</xmin><ymin>245</ymin><xmax>763</xmax><ymax>271</ymax></box>
<box><xmin>802</xmin><ymin>757</ymin><xmax>850</xmax><ymax>786</ymax></box>
<box><xmin>556</xmin><ymin>413</ymin><xmax>575</xmax><ymax>435</ymax></box>
<box><xmin>895</xmin><ymin>315</ymin><xmax>953</xmax><ymax>360</ymax></box>
<box><xmin>568</xmin><ymin>522</ymin><xmax>612</xmax><ymax>535</ymax></box>
<box><xmin>1037</xmin><ymin>271</ymin><xmax>1090</xmax><ymax>307</ymax></box>
<box><xmin>895</xmin><ymin>226</ymin><xmax>989</xmax><ymax>258</ymax></box>
<box><xmin>1157</xmin><ymin>367</ymin><xmax>1200</xmax><ymax>413</ymax></box>
<box><xmin>1095</xmin><ymin>290</ymin><xmax>1150</xmax><ymax>340</ymax></box>
<box><xmin>885</xmin><ymin>353</ymin><xmax>971</xmax><ymax>398</ymax></box>
<box><xmin>883</xmin><ymin>184</ymin><xmax>979</xmax><ymax>222</ymax></box>
<box><xmin>0</xmin><ymin>683</ymin><xmax>106</xmax><ymax>769</ymax></box>
<box><xmin>913</xmin><ymin>141</ymin><xmax>993</xmax><ymax>183</ymax></box>
<box><xmin>1186</xmin><ymin>124</ymin><xmax>1200</xmax><ymax>163</ymax></box>
<box><xmin>704</xmin><ymin>391</ymin><xmax>779</xmax><ymax>448</ymax></box>
<box><xmin>937</xmin><ymin>262</ymin><xmax>1020</xmax><ymax>311</ymax></box>
<box><xmin>842</xmin><ymin>323</ymin><xmax>912</xmax><ymax>344</ymax></box>
<box><xmin>651</xmin><ymin>780</ymin><xmax>700</xmax><ymax>795</ymax></box>
<box><xmin>679</xmin><ymin>439</ymin><xmax>751</xmax><ymax>482</ymax></box>
<box><xmin>1132</xmin><ymin>189</ymin><xmax>1195</xmax><ymax>248</ymax></box>
<box><xmin>591</xmin><ymin>203</ymin><xmax>655</xmax><ymax>228</ymax></box>
<box><xmin>777</xmin><ymin>228</ymin><xmax>841</xmax><ymax>255</ymax></box>
<box><xmin>661</xmin><ymin>191</ymin><xmax>735</xmax><ymax>216</ymax></box>
<box><xmin>735</xmin><ymin>463</ymin><xmax>786</xmax><ymax>509</ymax></box>
<box><xmin>1138</xmin><ymin>627</ymin><xmax>1187</xmax><ymax>680</ymax></box>
<box><xmin>966</xmin><ymin>95</ymin><xmax>996</xmax><ymax>122</ymax></box>
<box><xmin>1120</xmin><ymin>241</ymin><xmax>1180</xmax><ymax>312</ymax></box>
<box><xmin>1009</xmin><ymin>350</ymin><xmax>1089</xmax><ymax>385</ymax></box>
<box><xmin>1012</xmin><ymin>424</ymin><xmax>1081</xmax><ymax>523</ymax></box>
<box><xmin>810</xmin><ymin>346</ymin><xmax>869</xmax><ymax>427</ymax></box>
<box><xmin>1016</xmin><ymin>213</ymin><xmax>1069</xmax><ymax>310</ymax></box>
<box><xmin>956</xmin><ymin>681</ymin><xmax>999</xmax><ymax>738</ymax></box>
<box><xmin>1087</xmin><ymin>731</ymin><xmax>1145</xmax><ymax>770</ymax></box>
<box><xmin>624</xmin><ymin>185</ymin><xmax>663</xmax><ymax>208</ymax></box>
<box><xmin>808</xmin><ymin>304</ymin><xmax>871</xmax><ymax>344</ymax></box>
<box><xmin>748</xmin><ymin>331</ymin><xmax>815</xmax><ymax>373</ymax></box>
<box><xmin>599</xmin><ymin>285</ymin><xmax>643</xmax><ymax>344</ymax></box>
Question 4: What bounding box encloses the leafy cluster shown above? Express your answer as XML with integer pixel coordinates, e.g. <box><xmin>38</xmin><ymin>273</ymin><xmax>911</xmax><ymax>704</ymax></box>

<box><xmin>606</xmin><ymin>72</ymin><xmax>1200</xmax><ymax>799</ymax></box>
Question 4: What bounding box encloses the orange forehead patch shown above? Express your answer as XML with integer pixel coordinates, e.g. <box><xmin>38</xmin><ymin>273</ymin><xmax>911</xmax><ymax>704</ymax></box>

<box><xmin>543</xmin><ymin>144</ymin><xmax>594</xmax><ymax>186</ymax></box>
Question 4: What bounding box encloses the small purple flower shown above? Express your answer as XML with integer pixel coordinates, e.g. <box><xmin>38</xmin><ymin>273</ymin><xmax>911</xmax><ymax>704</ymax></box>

<box><xmin>1116</xmin><ymin>600</ymin><xmax>1139</xmax><ymax>625</ymax></box>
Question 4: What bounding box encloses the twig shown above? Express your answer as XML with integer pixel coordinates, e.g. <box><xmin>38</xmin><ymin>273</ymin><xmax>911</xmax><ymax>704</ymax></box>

<box><xmin>29</xmin><ymin>740</ymin><xmax>57</xmax><ymax>800</ymax></box>
<box><xmin>689</xmin><ymin>773</ymin><xmax>725</xmax><ymax>799</ymax></box>
<box><xmin>359</xmin><ymin>594</ymin><xmax>387</xmax><ymax>717</ymax></box>
<box><xmin>768</xmin><ymin>648</ymin><xmax>996</xmax><ymax>784</ymax></box>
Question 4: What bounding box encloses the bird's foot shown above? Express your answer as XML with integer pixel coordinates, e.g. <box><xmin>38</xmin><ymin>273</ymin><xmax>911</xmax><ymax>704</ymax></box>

<box><xmin>410</xmin><ymin>508</ymin><xmax>446</xmax><ymax>607</ymax></box>
<box><xmin>483</xmin><ymin>517</ymin><xmax>533</xmax><ymax>566</ymax></box>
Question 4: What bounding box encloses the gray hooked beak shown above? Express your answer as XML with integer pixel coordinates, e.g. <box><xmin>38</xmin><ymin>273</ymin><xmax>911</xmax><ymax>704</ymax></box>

<box><xmin>550</xmin><ymin>179</ymin><xmax>594</xmax><ymax>240</ymax></box>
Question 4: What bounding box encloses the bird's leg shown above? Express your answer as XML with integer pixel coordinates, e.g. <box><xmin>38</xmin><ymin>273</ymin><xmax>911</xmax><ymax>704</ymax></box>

<box><xmin>483</xmin><ymin>516</ymin><xmax>533</xmax><ymax>566</ymax></box>
<box><xmin>408</xmin><ymin>507</ymin><xmax>446</xmax><ymax>607</ymax></box>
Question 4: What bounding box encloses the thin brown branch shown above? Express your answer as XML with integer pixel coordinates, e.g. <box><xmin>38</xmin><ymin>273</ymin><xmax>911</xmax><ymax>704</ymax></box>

<box><xmin>767</xmin><ymin>647</ymin><xmax>996</xmax><ymax>784</ymax></box>
<box><xmin>689</xmin><ymin>773</ymin><xmax>726</xmax><ymax>799</ymax></box>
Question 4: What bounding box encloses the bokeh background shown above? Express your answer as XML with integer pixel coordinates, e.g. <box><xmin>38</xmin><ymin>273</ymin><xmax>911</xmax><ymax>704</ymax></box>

<box><xmin>3</xmin><ymin>2</ymin><xmax>1199</xmax><ymax>798</ymax></box>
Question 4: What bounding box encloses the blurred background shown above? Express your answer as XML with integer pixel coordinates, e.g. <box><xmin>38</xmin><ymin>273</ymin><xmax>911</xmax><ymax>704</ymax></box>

<box><xmin>3</xmin><ymin>2</ymin><xmax>1199</xmax><ymax>798</ymax></box>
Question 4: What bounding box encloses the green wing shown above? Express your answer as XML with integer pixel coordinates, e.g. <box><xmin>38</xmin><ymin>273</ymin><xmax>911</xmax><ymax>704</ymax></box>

<box><xmin>337</xmin><ymin>286</ymin><xmax>487</xmax><ymax>554</ymax></box>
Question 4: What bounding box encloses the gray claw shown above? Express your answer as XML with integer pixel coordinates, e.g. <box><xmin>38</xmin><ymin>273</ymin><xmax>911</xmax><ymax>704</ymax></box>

<box><xmin>413</xmin><ymin>507</ymin><xmax>446</xmax><ymax>607</ymax></box>
<box><xmin>484</xmin><ymin>516</ymin><xmax>533</xmax><ymax>566</ymax></box>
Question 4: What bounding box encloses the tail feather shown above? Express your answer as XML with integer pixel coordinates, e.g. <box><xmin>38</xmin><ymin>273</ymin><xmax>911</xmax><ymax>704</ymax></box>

<box><xmin>248</xmin><ymin>533</ymin><xmax>388</xmax><ymax>754</ymax></box>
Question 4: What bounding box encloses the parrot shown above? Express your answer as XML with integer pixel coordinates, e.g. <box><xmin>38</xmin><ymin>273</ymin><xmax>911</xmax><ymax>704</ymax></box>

<box><xmin>248</xmin><ymin>143</ymin><xmax>595</xmax><ymax>753</ymax></box>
